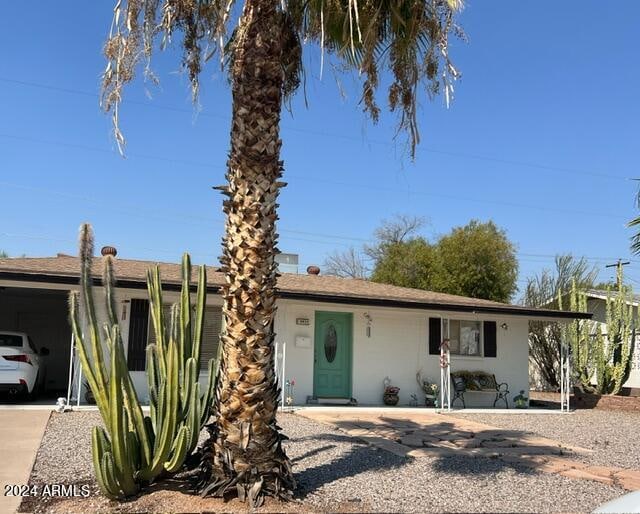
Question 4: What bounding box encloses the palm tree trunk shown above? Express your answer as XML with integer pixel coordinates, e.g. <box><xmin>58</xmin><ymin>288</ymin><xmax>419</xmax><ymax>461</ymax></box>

<box><xmin>199</xmin><ymin>0</ymin><xmax>294</xmax><ymax>506</ymax></box>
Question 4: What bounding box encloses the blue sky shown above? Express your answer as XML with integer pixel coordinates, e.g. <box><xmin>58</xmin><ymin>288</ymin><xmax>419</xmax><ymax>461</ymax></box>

<box><xmin>1</xmin><ymin>1</ymin><xmax>639</xmax><ymax>299</ymax></box>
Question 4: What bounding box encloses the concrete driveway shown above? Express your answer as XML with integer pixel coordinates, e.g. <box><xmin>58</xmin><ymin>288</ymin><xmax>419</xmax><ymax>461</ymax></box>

<box><xmin>0</xmin><ymin>410</ymin><xmax>50</xmax><ymax>513</ymax></box>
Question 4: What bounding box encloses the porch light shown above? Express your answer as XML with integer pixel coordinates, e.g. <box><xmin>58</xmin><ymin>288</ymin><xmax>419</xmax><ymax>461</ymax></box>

<box><xmin>501</xmin><ymin>323</ymin><xmax>508</xmax><ymax>330</ymax></box>
<box><xmin>364</xmin><ymin>312</ymin><xmax>373</xmax><ymax>338</ymax></box>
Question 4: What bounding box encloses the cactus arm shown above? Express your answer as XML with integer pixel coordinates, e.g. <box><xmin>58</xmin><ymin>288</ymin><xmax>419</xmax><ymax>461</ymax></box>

<box><xmin>104</xmin><ymin>322</ymin><xmax>151</xmax><ymax>470</ymax></box>
<box><xmin>69</xmin><ymin>293</ymin><xmax>109</xmax><ymax>418</ymax></box>
<box><xmin>164</xmin><ymin>425</ymin><xmax>191</xmax><ymax>473</ymax></box>
<box><xmin>78</xmin><ymin>224</ymin><xmax>108</xmax><ymax>395</ymax></box>
<box><xmin>108</xmin><ymin>336</ymin><xmax>138</xmax><ymax>496</ymax></box>
<box><xmin>187</xmin><ymin>382</ymin><xmax>201</xmax><ymax>452</ymax></box>
<box><xmin>181</xmin><ymin>358</ymin><xmax>197</xmax><ymax>416</ymax></box>
<box><xmin>101</xmin><ymin>451</ymin><xmax>122</xmax><ymax>499</ymax></box>
<box><xmin>103</xmin><ymin>254</ymin><xmax>119</xmax><ymax>330</ymax></box>
<box><xmin>147</xmin><ymin>267</ymin><xmax>167</xmax><ymax>377</ymax></box>
<box><xmin>200</xmin><ymin>358</ymin><xmax>217</xmax><ymax>427</ymax></box>
<box><xmin>146</xmin><ymin>344</ymin><xmax>160</xmax><ymax>433</ymax></box>
<box><xmin>191</xmin><ymin>264</ymin><xmax>206</xmax><ymax>365</ymax></box>
<box><xmin>180</xmin><ymin>253</ymin><xmax>193</xmax><ymax>367</ymax></box>
<box><xmin>139</xmin><ymin>335</ymin><xmax>180</xmax><ymax>482</ymax></box>
<box><xmin>92</xmin><ymin>427</ymin><xmax>119</xmax><ymax>499</ymax></box>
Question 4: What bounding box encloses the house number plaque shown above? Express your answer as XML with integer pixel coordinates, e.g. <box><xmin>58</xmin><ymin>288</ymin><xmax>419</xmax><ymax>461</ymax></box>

<box><xmin>296</xmin><ymin>318</ymin><xmax>310</xmax><ymax>326</ymax></box>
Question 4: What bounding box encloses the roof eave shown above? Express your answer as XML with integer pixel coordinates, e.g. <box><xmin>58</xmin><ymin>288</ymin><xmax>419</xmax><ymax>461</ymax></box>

<box><xmin>0</xmin><ymin>271</ymin><xmax>592</xmax><ymax>320</ymax></box>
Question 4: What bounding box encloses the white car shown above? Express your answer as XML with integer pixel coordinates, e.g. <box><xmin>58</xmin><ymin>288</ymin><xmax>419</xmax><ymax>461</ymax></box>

<box><xmin>0</xmin><ymin>331</ymin><xmax>49</xmax><ymax>399</ymax></box>
<box><xmin>595</xmin><ymin>491</ymin><xmax>640</xmax><ymax>513</ymax></box>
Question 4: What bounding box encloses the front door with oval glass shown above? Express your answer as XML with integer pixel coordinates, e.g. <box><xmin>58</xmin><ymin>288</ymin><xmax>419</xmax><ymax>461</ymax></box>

<box><xmin>313</xmin><ymin>311</ymin><xmax>353</xmax><ymax>398</ymax></box>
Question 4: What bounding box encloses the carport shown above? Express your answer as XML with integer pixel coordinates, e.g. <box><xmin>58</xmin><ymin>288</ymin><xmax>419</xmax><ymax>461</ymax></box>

<box><xmin>0</xmin><ymin>286</ymin><xmax>72</xmax><ymax>395</ymax></box>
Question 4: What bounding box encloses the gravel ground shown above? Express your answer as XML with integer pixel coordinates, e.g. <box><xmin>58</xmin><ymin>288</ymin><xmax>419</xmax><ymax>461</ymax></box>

<box><xmin>21</xmin><ymin>411</ymin><xmax>625</xmax><ymax>513</ymax></box>
<box><xmin>450</xmin><ymin>409</ymin><xmax>640</xmax><ymax>470</ymax></box>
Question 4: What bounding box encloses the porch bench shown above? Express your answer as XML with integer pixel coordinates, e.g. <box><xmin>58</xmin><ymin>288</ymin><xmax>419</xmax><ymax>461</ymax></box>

<box><xmin>450</xmin><ymin>371</ymin><xmax>510</xmax><ymax>408</ymax></box>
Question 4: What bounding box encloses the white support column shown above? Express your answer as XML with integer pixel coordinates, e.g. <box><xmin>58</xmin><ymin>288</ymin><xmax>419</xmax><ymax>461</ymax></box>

<box><xmin>281</xmin><ymin>342</ymin><xmax>286</xmax><ymax>411</ymax></box>
<box><xmin>439</xmin><ymin>318</ymin><xmax>451</xmax><ymax>412</ymax></box>
<box><xmin>560</xmin><ymin>339</ymin><xmax>571</xmax><ymax>413</ymax></box>
<box><xmin>65</xmin><ymin>334</ymin><xmax>75</xmax><ymax>408</ymax></box>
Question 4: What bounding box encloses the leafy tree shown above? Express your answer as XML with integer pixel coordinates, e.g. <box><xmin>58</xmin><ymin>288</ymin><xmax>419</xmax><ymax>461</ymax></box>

<box><xmin>367</xmin><ymin>219</ymin><xmax>517</xmax><ymax>302</ymax></box>
<box><xmin>370</xmin><ymin>237</ymin><xmax>437</xmax><ymax>289</ymax></box>
<box><xmin>0</xmin><ymin>250</ymin><xmax>8</xmax><ymax>258</ymax></box>
<box><xmin>99</xmin><ymin>0</ymin><xmax>462</xmax><ymax>505</ymax></box>
<box><xmin>525</xmin><ymin>255</ymin><xmax>598</xmax><ymax>390</ymax></box>
<box><xmin>432</xmin><ymin>220</ymin><xmax>518</xmax><ymax>302</ymax></box>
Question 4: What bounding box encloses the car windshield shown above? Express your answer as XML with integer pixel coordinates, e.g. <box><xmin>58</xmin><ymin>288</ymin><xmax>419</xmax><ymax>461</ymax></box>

<box><xmin>0</xmin><ymin>333</ymin><xmax>23</xmax><ymax>347</ymax></box>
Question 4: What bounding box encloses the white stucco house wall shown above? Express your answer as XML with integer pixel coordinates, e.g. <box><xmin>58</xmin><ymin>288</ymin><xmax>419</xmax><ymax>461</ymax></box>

<box><xmin>0</xmin><ymin>252</ymin><xmax>588</xmax><ymax>407</ymax></box>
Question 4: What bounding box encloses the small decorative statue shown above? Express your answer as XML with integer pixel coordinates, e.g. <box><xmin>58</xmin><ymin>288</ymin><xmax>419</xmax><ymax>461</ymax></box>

<box><xmin>513</xmin><ymin>390</ymin><xmax>528</xmax><ymax>409</ymax></box>
<box><xmin>383</xmin><ymin>377</ymin><xmax>400</xmax><ymax>406</ymax></box>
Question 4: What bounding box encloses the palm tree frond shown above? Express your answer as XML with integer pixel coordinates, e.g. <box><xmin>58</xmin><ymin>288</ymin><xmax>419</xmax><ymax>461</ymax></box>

<box><xmin>101</xmin><ymin>0</ymin><xmax>235</xmax><ymax>154</ymax></box>
<box><xmin>290</xmin><ymin>0</ymin><xmax>463</xmax><ymax>158</ymax></box>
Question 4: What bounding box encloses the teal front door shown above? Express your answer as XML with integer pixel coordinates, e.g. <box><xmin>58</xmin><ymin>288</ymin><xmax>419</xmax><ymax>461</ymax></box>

<box><xmin>313</xmin><ymin>311</ymin><xmax>353</xmax><ymax>398</ymax></box>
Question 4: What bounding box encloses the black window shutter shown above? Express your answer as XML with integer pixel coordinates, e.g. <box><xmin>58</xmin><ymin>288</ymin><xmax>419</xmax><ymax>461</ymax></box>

<box><xmin>428</xmin><ymin>317</ymin><xmax>441</xmax><ymax>355</ymax></box>
<box><xmin>127</xmin><ymin>299</ymin><xmax>149</xmax><ymax>371</ymax></box>
<box><xmin>484</xmin><ymin>321</ymin><xmax>497</xmax><ymax>358</ymax></box>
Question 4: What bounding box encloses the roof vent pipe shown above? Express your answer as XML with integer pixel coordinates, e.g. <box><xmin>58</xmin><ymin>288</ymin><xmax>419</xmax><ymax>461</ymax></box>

<box><xmin>101</xmin><ymin>246</ymin><xmax>118</xmax><ymax>257</ymax></box>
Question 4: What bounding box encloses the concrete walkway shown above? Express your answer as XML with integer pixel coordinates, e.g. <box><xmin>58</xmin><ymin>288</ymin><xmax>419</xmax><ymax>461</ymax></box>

<box><xmin>0</xmin><ymin>410</ymin><xmax>50</xmax><ymax>514</ymax></box>
<box><xmin>298</xmin><ymin>409</ymin><xmax>640</xmax><ymax>491</ymax></box>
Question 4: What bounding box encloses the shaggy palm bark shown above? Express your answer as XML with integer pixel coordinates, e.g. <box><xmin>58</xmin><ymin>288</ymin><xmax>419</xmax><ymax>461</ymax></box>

<box><xmin>199</xmin><ymin>0</ymin><xmax>294</xmax><ymax>505</ymax></box>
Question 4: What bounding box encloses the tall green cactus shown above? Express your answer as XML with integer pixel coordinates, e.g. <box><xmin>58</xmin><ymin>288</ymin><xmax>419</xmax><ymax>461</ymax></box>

<box><xmin>68</xmin><ymin>224</ymin><xmax>218</xmax><ymax>499</ymax></box>
<box><xmin>559</xmin><ymin>281</ymin><xmax>594</xmax><ymax>390</ymax></box>
<box><xmin>593</xmin><ymin>269</ymin><xmax>635</xmax><ymax>395</ymax></box>
<box><xmin>559</xmin><ymin>272</ymin><xmax>636</xmax><ymax>395</ymax></box>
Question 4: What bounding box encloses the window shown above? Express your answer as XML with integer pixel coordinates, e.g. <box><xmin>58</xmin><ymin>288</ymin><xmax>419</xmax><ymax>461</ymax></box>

<box><xmin>0</xmin><ymin>333</ymin><xmax>23</xmax><ymax>347</ymax></box>
<box><xmin>146</xmin><ymin>304</ymin><xmax>222</xmax><ymax>372</ymax></box>
<box><xmin>448</xmin><ymin>320</ymin><xmax>482</xmax><ymax>356</ymax></box>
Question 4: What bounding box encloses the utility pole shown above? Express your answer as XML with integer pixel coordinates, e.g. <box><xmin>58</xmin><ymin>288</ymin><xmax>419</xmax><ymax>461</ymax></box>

<box><xmin>605</xmin><ymin>259</ymin><xmax>630</xmax><ymax>289</ymax></box>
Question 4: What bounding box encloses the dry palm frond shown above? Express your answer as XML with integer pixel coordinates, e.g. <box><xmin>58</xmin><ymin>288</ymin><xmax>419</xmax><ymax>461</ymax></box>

<box><xmin>101</xmin><ymin>0</ymin><xmax>234</xmax><ymax>154</ymax></box>
<box><xmin>102</xmin><ymin>0</ymin><xmax>461</xmax><ymax>158</ymax></box>
<box><xmin>287</xmin><ymin>0</ymin><xmax>463</xmax><ymax>158</ymax></box>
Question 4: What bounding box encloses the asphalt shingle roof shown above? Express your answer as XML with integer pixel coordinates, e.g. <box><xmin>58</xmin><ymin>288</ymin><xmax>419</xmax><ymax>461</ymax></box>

<box><xmin>0</xmin><ymin>254</ymin><xmax>589</xmax><ymax>319</ymax></box>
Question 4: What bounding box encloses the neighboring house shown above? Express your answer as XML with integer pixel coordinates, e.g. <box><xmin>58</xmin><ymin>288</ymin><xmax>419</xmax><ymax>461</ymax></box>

<box><xmin>529</xmin><ymin>289</ymin><xmax>640</xmax><ymax>393</ymax></box>
<box><xmin>0</xmin><ymin>251</ymin><xmax>587</xmax><ymax>407</ymax></box>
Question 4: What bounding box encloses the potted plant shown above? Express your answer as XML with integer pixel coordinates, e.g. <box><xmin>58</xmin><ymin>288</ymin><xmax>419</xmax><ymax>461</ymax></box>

<box><xmin>382</xmin><ymin>377</ymin><xmax>400</xmax><ymax>405</ymax></box>
<box><xmin>416</xmin><ymin>372</ymin><xmax>438</xmax><ymax>407</ymax></box>
<box><xmin>513</xmin><ymin>390</ymin><xmax>528</xmax><ymax>409</ymax></box>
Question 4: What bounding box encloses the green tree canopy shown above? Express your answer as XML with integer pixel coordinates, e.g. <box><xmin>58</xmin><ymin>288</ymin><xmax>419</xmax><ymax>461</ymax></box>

<box><xmin>0</xmin><ymin>250</ymin><xmax>8</xmax><ymax>258</ymax></box>
<box><xmin>365</xmin><ymin>219</ymin><xmax>518</xmax><ymax>302</ymax></box>
<box><xmin>370</xmin><ymin>237</ymin><xmax>437</xmax><ymax>289</ymax></box>
<box><xmin>432</xmin><ymin>220</ymin><xmax>518</xmax><ymax>302</ymax></box>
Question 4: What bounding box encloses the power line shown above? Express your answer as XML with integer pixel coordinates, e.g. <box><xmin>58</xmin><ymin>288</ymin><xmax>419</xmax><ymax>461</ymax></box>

<box><xmin>0</xmin><ymin>136</ymin><xmax>633</xmax><ymax>221</ymax></box>
<box><xmin>0</xmin><ymin>76</ymin><xmax>633</xmax><ymax>182</ymax></box>
<box><xmin>0</xmin><ymin>178</ymin><xmax>638</xmax><ymax>255</ymax></box>
<box><xmin>1</xmin><ymin>178</ymin><xmax>637</xmax><ymax>257</ymax></box>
